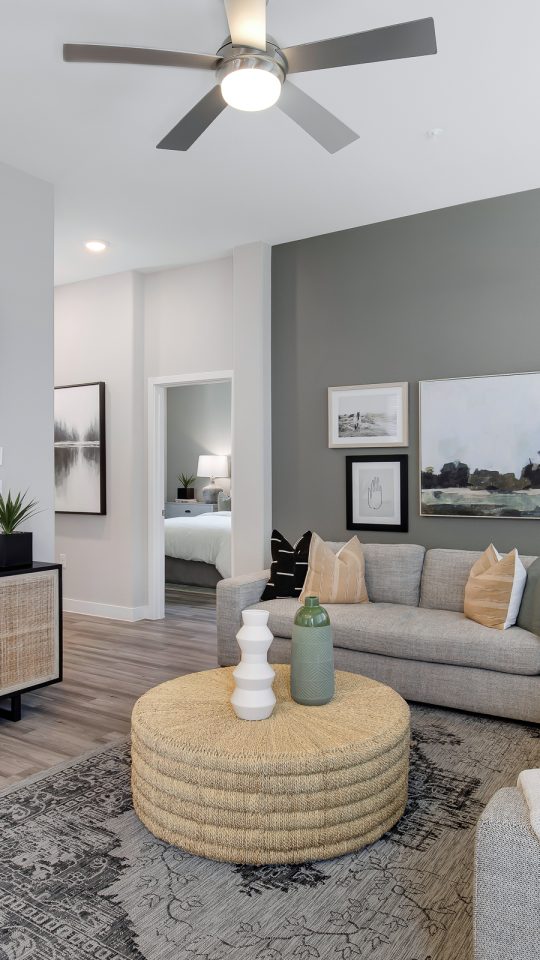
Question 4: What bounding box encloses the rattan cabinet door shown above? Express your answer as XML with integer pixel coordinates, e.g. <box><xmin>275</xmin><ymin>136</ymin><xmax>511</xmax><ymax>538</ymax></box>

<box><xmin>0</xmin><ymin>569</ymin><xmax>60</xmax><ymax>697</ymax></box>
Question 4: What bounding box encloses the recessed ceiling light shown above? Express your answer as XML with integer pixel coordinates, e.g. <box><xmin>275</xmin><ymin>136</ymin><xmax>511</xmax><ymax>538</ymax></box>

<box><xmin>85</xmin><ymin>240</ymin><xmax>110</xmax><ymax>253</ymax></box>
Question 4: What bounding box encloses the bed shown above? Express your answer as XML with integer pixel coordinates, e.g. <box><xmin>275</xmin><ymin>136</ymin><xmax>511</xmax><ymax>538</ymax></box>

<box><xmin>165</xmin><ymin>511</ymin><xmax>231</xmax><ymax>588</ymax></box>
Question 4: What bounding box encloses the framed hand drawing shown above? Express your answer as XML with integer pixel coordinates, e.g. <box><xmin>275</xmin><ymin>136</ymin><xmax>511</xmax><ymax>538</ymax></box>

<box><xmin>346</xmin><ymin>455</ymin><xmax>408</xmax><ymax>532</ymax></box>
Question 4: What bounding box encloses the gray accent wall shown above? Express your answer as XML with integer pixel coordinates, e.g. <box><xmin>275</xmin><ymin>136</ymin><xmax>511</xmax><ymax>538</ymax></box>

<box><xmin>167</xmin><ymin>382</ymin><xmax>231</xmax><ymax>502</ymax></box>
<box><xmin>272</xmin><ymin>189</ymin><xmax>540</xmax><ymax>555</ymax></box>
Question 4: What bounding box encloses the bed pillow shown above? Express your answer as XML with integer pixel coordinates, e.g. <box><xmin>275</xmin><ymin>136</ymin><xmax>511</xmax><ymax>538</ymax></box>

<box><xmin>299</xmin><ymin>533</ymin><xmax>369</xmax><ymax>604</ymax></box>
<box><xmin>517</xmin><ymin>557</ymin><xmax>540</xmax><ymax>636</ymax></box>
<box><xmin>464</xmin><ymin>544</ymin><xmax>527</xmax><ymax>630</ymax></box>
<box><xmin>261</xmin><ymin>530</ymin><xmax>312</xmax><ymax>601</ymax></box>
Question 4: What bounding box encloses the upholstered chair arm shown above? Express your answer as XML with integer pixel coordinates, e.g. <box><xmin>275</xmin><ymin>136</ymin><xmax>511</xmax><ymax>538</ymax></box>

<box><xmin>216</xmin><ymin>570</ymin><xmax>269</xmax><ymax>666</ymax></box>
<box><xmin>475</xmin><ymin>786</ymin><xmax>540</xmax><ymax>960</ymax></box>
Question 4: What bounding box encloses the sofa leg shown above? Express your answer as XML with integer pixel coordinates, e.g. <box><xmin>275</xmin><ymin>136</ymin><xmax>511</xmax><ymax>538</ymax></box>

<box><xmin>0</xmin><ymin>692</ymin><xmax>22</xmax><ymax>722</ymax></box>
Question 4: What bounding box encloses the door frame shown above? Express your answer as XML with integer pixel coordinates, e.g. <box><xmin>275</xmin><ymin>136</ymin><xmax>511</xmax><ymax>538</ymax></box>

<box><xmin>147</xmin><ymin>370</ymin><xmax>234</xmax><ymax>620</ymax></box>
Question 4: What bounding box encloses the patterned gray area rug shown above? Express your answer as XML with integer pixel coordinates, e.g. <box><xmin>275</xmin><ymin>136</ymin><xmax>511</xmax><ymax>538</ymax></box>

<box><xmin>1</xmin><ymin>705</ymin><xmax>539</xmax><ymax>960</ymax></box>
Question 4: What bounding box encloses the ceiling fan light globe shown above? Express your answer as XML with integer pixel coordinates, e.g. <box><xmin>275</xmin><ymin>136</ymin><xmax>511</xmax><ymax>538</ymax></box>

<box><xmin>220</xmin><ymin>64</ymin><xmax>282</xmax><ymax>112</ymax></box>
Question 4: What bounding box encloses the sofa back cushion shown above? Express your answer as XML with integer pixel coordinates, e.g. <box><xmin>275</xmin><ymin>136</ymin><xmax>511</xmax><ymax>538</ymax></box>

<box><xmin>420</xmin><ymin>548</ymin><xmax>538</xmax><ymax>613</ymax></box>
<box><xmin>325</xmin><ymin>541</ymin><xmax>425</xmax><ymax>607</ymax></box>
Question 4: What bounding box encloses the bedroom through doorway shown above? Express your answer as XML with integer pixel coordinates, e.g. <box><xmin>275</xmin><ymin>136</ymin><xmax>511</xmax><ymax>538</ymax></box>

<box><xmin>161</xmin><ymin>377</ymin><xmax>232</xmax><ymax>619</ymax></box>
<box><xmin>164</xmin><ymin>380</ymin><xmax>232</xmax><ymax>615</ymax></box>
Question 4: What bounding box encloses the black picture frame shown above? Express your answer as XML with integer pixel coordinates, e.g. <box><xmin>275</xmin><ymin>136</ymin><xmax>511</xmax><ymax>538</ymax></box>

<box><xmin>54</xmin><ymin>381</ymin><xmax>106</xmax><ymax>515</ymax></box>
<box><xmin>346</xmin><ymin>454</ymin><xmax>408</xmax><ymax>533</ymax></box>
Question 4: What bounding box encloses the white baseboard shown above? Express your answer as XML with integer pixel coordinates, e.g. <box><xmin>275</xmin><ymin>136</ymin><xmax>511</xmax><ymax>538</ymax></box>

<box><xmin>63</xmin><ymin>598</ymin><xmax>150</xmax><ymax>622</ymax></box>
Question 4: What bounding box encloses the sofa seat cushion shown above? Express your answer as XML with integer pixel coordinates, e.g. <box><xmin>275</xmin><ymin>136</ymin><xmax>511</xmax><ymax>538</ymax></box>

<box><xmin>251</xmin><ymin>599</ymin><xmax>540</xmax><ymax>676</ymax></box>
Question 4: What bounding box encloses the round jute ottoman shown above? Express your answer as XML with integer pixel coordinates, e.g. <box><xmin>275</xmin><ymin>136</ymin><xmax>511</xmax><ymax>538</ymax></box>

<box><xmin>131</xmin><ymin>664</ymin><xmax>410</xmax><ymax>865</ymax></box>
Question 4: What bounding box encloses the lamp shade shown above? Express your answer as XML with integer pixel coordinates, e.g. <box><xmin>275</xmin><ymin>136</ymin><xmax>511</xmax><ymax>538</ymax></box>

<box><xmin>197</xmin><ymin>455</ymin><xmax>229</xmax><ymax>479</ymax></box>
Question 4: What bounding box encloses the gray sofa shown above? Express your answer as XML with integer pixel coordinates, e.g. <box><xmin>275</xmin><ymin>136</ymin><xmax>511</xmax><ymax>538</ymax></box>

<box><xmin>217</xmin><ymin>543</ymin><xmax>540</xmax><ymax>723</ymax></box>
<box><xmin>475</xmin><ymin>786</ymin><xmax>540</xmax><ymax>959</ymax></box>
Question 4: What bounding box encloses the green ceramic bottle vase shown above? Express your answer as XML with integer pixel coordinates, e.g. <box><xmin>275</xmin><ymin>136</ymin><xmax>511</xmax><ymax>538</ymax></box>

<box><xmin>290</xmin><ymin>595</ymin><xmax>335</xmax><ymax>706</ymax></box>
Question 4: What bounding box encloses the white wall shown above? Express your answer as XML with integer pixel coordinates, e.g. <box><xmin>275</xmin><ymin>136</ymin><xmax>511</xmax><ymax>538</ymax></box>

<box><xmin>0</xmin><ymin>161</ymin><xmax>54</xmax><ymax>560</ymax></box>
<box><xmin>167</xmin><ymin>382</ymin><xmax>232</xmax><ymax>502</ymax></box>
<box><xmin>146</xmin><ymin>246</ymin><xmax>272</xmax><ymax>585</ymax></box>
<box><xmin>54</xmin><ymin>248</ymin><xmax>271</xmax><ymax>618</ymax></box>
<box><xmin>144</xmin><ymin>257</ymin><xmax>233</xmax><ymax>379</ymax></box>
<box><xmin>55</xmin><ymin>272</ymin><xmax>146</xmax><ymax>618</ymax></box>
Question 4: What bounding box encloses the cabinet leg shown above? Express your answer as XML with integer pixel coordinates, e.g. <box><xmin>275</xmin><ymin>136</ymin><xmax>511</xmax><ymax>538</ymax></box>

<box><xmin>0</xmin><ymin>692</ymin><xmax>22</xmax><ymax>721</ymax></box>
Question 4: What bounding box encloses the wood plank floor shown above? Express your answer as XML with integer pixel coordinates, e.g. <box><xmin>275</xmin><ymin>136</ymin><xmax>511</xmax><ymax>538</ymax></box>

<box><xmin>0</xmin><ymin>589</ymin><xmax>218</xmax><ymax>788</ymax></box>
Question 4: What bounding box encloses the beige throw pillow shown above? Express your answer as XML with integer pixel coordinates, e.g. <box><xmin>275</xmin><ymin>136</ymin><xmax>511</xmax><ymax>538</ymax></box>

<box><xmin>299</xmin><ymin>533</ymin><xmax>369</xmax><ymax>604</ymax></box>
<box><xmin>464</xmin><ymin>544</ymin><xmax>527</xmax><ymax>630</ymax></box>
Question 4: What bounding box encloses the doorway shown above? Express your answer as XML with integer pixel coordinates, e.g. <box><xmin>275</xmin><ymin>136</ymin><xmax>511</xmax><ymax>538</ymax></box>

<box><xmin>148</xmin><ymin>370</ymin><xmax>233</xmax><ymax>620</ymax></box>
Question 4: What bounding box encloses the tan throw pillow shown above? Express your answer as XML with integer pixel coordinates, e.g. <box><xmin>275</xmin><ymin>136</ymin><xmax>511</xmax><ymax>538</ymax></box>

<box><xmin>299</xmin><ymin>533</ymin><xmax>369</xmax><ymax>604</ymax></box>
<box><xmin>464</xmin><ymin>544</ymin><xmax>527</xmax><ymax>630</ymax></box>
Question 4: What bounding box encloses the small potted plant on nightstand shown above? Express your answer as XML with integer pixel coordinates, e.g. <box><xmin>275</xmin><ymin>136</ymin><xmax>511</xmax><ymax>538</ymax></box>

<box><xmin>177</xmin><ymin>473</ymin><xmax>196</xmax><ymax>500</ymax></box>
<box><xmin>0</xmin><ymin>490</ymin><xmax>39</xmax><ymax>568</ymax></box>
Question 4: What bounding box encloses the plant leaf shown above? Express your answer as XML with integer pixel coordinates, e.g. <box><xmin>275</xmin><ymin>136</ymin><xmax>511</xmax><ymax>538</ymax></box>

<box><xmin>0</xmin><ymin>489</ymin><xmax>40</xmax><ymax>534</ymax></box>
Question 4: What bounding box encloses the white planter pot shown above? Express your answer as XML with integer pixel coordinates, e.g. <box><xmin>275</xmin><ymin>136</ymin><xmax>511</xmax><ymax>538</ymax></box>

<box><xmin>231</xmin><ymin>609</ymin><xmax>276</xmax><ymax>721</ymax></box>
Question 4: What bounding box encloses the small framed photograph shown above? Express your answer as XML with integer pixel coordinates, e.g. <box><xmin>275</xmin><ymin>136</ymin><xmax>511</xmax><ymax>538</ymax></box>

<box><xmin>328</xmin><ymin>382</ymin><xmax>408</xmax><ymax>448</ymax></box>
<box><xmin>346</xmin><ymin>455</ymin><xmax>408</xmax><ymax>532</ymax></box>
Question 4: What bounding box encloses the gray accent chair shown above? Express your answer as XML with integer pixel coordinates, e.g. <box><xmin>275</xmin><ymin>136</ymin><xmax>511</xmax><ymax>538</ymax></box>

<box><xmin>217</xmin><ymin>543</ymin><xmax>540</xmax><ymax>723</ymax></box>
<box><xmin>475</xmin><ymin>786</ymin><xmax>540</xmax><ymax>959</ymax></box>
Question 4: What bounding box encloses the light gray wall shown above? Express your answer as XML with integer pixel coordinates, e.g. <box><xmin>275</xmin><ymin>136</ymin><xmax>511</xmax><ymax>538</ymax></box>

<box><xmin>166</xmin><ymin>382</ymin><xmax>231</xmax><ymax>502</ymax></box>
<box><xmin>272</xmin><ymin>189</ymin><xmax>540</xmax><ymax>555</ymax></box>
<box><xmin>55</xmin><ymin>272</ymin><xmax>147</xmax><ymax>614</ymax></box>
<box><xmin>0</xmin><ymin>161</ymin><xmax>54</xmax><ymax>561</ymax></box>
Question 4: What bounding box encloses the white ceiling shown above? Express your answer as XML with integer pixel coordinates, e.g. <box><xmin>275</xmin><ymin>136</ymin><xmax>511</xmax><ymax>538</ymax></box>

<box><xmin>2</xmin><ymin>1</ymin><xmax>540</xmax><ymax>285</ymax></box>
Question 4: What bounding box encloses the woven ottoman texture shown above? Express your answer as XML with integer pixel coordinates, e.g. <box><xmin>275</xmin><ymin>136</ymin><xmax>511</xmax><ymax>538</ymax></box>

<box><xmin>131</xmin><ymin>664</ymin><xmax>410</xmax><ymax>864</ymax></box>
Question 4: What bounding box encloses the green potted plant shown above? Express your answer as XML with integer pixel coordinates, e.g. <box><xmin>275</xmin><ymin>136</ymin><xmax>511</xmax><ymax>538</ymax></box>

<box><xmin>0</xmin><ymin>490</ymin><xmax>39</xmax><ymax>568</ymax></box>
<box><xmin>177</xmin><ymin>472</ymin><xmax>196</xmax><ymax>500</ymax></box>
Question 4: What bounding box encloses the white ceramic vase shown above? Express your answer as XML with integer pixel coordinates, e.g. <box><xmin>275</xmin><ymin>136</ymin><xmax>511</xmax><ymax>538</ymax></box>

<box><xmin>231</xmin><ymin>609</ymin><xmax>276</xmax><ymax>721</ymax></box>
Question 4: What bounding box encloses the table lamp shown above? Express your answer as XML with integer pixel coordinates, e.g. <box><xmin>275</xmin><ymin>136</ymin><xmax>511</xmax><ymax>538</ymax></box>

<box><xmin>197</xmin><ymin>454</ymin><xmax>229</xmax><ymax>504</ymax></box>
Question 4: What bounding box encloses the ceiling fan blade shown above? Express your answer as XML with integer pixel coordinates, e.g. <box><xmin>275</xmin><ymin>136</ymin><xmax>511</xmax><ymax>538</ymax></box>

<box><xmin>157</xmin><ymin>85</ymin><xmax>227</xmax><ymax>151</ymax></box>
<box><xmin>63</xmin><ymin>43</ymin><xmax>220</xmax><ymax>71</ymax></box>
<box><xmin>224</xmin><ymin>0</ymin><xmax>266</xmax><ymax>50</ymax></box>
<box><xmin>278</xmin><ymin>82</ymin><xmax>358</xmax><ymax>154</ymax></box>
<box><xmin>282</xmin><ymin>17</ymin><xmax>436</xmax><ymax>73</ymax></box>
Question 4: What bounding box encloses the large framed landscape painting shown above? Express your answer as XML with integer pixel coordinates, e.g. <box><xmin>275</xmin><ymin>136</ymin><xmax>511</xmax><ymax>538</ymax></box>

<box><xmin>54</xmin><ymin>382</ymin><xmax>106</xmax><ymax>515</ymax></box>
<box><xmin>328</xmin><ymin>382</ymin><xmax>408</xmax><ymax>448</ymax></box>
<box><xmin>420</xmin><ymin>372</ymin><xmax>540</xmax><ymax>519</ymax></box>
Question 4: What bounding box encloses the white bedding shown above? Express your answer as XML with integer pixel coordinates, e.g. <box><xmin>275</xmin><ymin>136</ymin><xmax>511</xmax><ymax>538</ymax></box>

<box><xmin>164</xmin><ymin>511</ymin><xmax>231</xmax><ymax>578</ymax></box>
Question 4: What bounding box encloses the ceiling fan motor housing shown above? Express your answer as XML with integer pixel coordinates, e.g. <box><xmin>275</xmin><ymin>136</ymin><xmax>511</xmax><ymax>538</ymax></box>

<box><xmin>215</xmin><ymin>38</ymin><xmax>288</xmax><ymax>90</ymax></box>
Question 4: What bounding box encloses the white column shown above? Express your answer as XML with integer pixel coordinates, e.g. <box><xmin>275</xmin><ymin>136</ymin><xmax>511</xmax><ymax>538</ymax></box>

<box><xmin>0</xmin><ymin>162</ymin><xmax>54</xmax><ymax>560</ymax></box>
<box><xmin>231</xmin><ymin>242</ymin><xmax>272</xmax><ymax>575</ymax></box>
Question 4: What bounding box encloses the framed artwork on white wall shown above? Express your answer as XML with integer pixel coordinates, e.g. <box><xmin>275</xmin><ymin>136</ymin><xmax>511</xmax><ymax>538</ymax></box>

<box><xmin>328</xmin><ymin>382</ymin><xmax>408</xmax><ymax>448</ymax></box>
<box><xmin>54</xmin><ymin>382</ymin><xmax>106</xmax><ymax>515</ymax></box>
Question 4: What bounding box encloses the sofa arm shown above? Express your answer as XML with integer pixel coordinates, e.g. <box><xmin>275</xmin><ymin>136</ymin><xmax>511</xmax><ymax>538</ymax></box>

<box><xmin>475</xmin><ymin>786</ymin><xmax>540</xmax><ymax>960</ymax></box>
<box><xmin>216</xmin><ymin>570</ymin><xmax>269</xmax><ymax>666</ymax></box>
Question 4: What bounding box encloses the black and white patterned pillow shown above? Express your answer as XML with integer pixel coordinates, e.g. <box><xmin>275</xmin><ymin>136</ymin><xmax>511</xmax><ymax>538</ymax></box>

<box><xmin>261</xmin><ymin>530</ymin><xmax>312</xmax><ymax>601</ymax></box>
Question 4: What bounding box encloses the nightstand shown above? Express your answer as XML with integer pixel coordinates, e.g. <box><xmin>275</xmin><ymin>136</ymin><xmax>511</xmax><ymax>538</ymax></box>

<box><xmin>164</xmin><ymin>502</ymin><xmax>217</xmax><ymax>518</ymax></box>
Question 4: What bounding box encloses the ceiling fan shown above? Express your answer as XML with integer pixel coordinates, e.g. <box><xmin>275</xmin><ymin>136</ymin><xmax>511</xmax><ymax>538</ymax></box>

<box><xmin>63</xmin><ymin>1</ymin><xmax>437</xmax><ymax>154</ymax></box>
